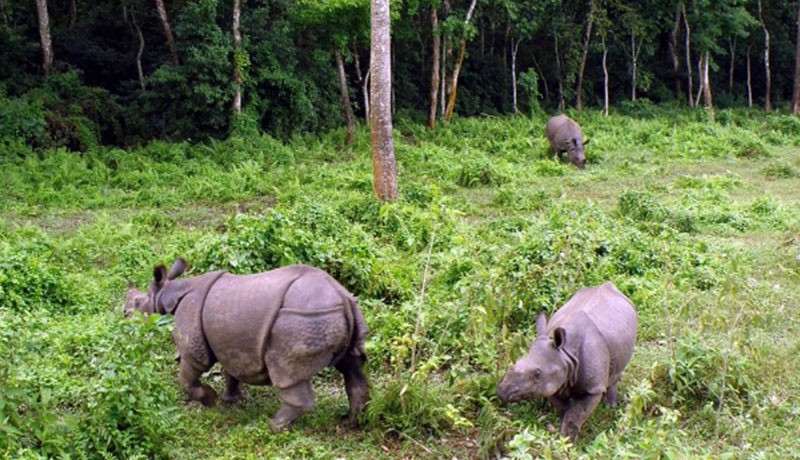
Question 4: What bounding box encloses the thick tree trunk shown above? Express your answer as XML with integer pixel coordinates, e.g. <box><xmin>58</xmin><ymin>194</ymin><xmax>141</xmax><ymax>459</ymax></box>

<box><xmin>702</xmin><ymin>51</ymin><xmax>714</xmax><ymax>122</ymax></box>
<box><xmin>335</xmin><ymin>48</ymin><xmax>356</xmax><ymax>146</ymax></box>
<box><xmin>232</xmin><ymin>0</ymin><xmax>243</xmax><ymax>117</ymax></box>
<box><xmin>35</xmin><ymin>0</ymin><xmax>53</xmax><ymax>76</ymax></box>
<box><xmin>682</xmin><ymin>3</ymin><xmax>693</xmax><ymax>107</ymax></box>
<box><xmin>428</xmin><ymin>7</ymin><xmax>440</xmax><ymax>128</ymax></box>
<box><xmin>793</xmin><ymin>2</ymin><xmax>800</xmax><ymax>114</ymax></box>
<box><xmin>444</xmin><ymin>0</ymin><xmax>478</xmax><ymax>122</ymax></box>
<box><xmin>370</xmin><ymin>0</ymin><xmax>397</xmax><ymax>201</ymax></box>
<box><xmin>511</xmin><ymin>38</ymin><xmax>520</xmax><ymax>113</ymax></box>
<box><xmin>575</xmin><ymin>1</ymin><xmax>594</xmax><ymax>110</ymax></box>
<box><xmin>758</xmin><ymin>0</ymin><xmax>771</xmax><ymax>110</ymax></box>
<box><xmin>602</xmin><ymin>34</ymin><xmax>609</xmax><ymax>116</ymax></box>
<box><xmin>747</xmin><ymin>46</ymin><xmax>753</xmax><ymax>107</ymax></box>
<box><xmin>155</xmin><ymin>0</ymin><xmax>180</xmax><ymax>65</ymax></box>
<box><xmin>668</xmin><ymin>6</ymin><xmax>682</xmax><ymax>100</ymax></box>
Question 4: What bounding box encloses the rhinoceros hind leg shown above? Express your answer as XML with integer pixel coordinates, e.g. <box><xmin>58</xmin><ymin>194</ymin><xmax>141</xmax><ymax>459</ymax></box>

<box><xmin>603</xmin><ymin>381</ymin><xmax>619</xmax><ymax>407</ymax></box>
<box><xmin>179</xmin><ymin>358</ymin><xmax>217</xmax><ymax>406</ymax></box>
<box><xmin>335</xmin><ymin>353</ymin><xmax>369</xmax><ymax>427</ymax></box>
<box><xmin>270</xmin><ymin>381</ymin><xmax>315</xmax><ymax>432</ymax></box>
<box><xmin>221</xmin><ymin>370</ymin><xmax>243</xmax><ymax>405</ymax></box>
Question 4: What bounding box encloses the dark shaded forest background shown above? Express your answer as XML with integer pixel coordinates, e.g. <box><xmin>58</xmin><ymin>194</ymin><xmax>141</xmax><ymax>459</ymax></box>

<box><xmin>1</xmin><ymin>0</ymin><xmax>799</xmax><ymax>151</ymax></box>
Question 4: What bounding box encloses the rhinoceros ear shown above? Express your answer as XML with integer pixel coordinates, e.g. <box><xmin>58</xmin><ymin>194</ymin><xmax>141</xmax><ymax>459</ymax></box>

<box><xmin>153</xmin><ymin>264</ymin><xmax>168</xmax><ymax>286</ymax></box>
<box><xmin>167</xmin><ymin>257</ymin><xmax>187</xmax><ymax>280</ymax></box>
<box><xmin>536</xmin><ymin>312</ymin><xmax>548</xmax><ymax>336</ymax></box>
<box><xmin>553</xmin><ymin>327</ymin><xmax>567</xmax><ymax>349</ymax></box>
<box><xmin>583</xmin><ymin>138</ymin><xmax>590</xmax><ymax>146</ymax></box>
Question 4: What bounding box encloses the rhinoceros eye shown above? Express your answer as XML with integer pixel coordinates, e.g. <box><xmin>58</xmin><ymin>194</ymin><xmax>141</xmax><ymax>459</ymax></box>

<box><xmin>532</xmin><ymin>369</ymin><xmax>542</xmax><ymax>379</ymax></box>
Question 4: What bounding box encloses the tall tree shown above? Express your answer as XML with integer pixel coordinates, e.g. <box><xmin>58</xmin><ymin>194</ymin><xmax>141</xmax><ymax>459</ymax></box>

<box><xmin>428</xmin><ymin>5</ymin><xmax>440</xmax><ymax>128</ymax></box>
<box><xmin>757</xmin><ymin>0</ymin><xmax>771</xmax><ymax>110</ymax></box>
<box><xmin>155</xmin><ymin>0</ymin><xmax>180</xmax><ymax>65</ymax></box>
<box><xmin>793</xmin><ymin>1</ymin><xmax>800</xmax><ymax>114</ymax></box>
<box><xmin>232</xmin><ymin>0</ymin><xmax>243</xmax><ymax>117</ymax></box>
<box><xmin>444</xmin><ymin>0</ymin><xmax>478</xmax><ymax>122</ymax></box>
<box><xmin>370</xmin><ymin>0</ymin><xmax>397</xmax><ymax>201</ymax></box>
<box><xmin>575</xmin><ymin>0</ymin><xmax>595</xmax><ymax>110</ymax></box>
<box><xmin>668</xmin><ymin>3</ymin><xmax>682</xmax><ymax>100</ymax></box>
<box><xmin>35</xmin><ymin>0</ymin><xmax>53</xmax><ymax>75</ymax></box>
<box><xmin>335</xmin><ymin>48</ymin><xmax>357</xmax><ymax>144</ymax></box>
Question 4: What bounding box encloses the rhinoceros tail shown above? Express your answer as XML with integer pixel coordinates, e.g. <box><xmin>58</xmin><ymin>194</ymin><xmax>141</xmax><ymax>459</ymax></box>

<box><xmin>347</xmin><ymin>295</ymin><xmax>369</xmax><ymax>360</ymax></box>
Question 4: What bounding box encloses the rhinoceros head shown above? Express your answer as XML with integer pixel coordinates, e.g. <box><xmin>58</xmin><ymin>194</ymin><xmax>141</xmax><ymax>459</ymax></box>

<box><xmin>568</xmin><ymin>137</ymin><xmax>589</xmax><ymax>169</ymax></box>
<box><xmin>124</xmin><ymin>258</ymin><xmax>188</xmax><ymax>316</ymax></box>
<box><xmin>497</xmin><ymin>312</ymin><xmax>576</xmax><ymax>403</ymax></box>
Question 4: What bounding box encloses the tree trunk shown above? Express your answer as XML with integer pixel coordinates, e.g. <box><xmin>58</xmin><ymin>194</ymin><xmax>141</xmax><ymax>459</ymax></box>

<box><xmin>746</xmin><ymin>45</ymin><xmax>753</xmax><ymax>107</ymax></box>
<box><xmin>68</xmin><ymin>0</ymin><xmax>77</xmax><ymax>28</ymax></box>
<box><xmin>353</xmin><ymin>46</ymin><xmax>370</xmax><ymax>119</ymax></box>
<box><xmin>630</xmin><ymin>26</ymin><xmax>642</xmax><ymax>102</ymax></box>
<box><xmin>531</xmin><ymin>53</ymin><xmax>549</xmax><ymax>102</ymax></box>
<box><xmin>363</xmin><ymin>69</ymin><xmax>371</xmax><ymax>119</ymax></box>
<box><xmin>554</xmin><ymin>29</ymin><xmax>565</xmax><ymax>111</ymax></box>
<box><xmin>602</xmin><ymin>34</ymin><xmax>609</xmax><ymax>116</ymax></box>
<box><xmin>35</xmin><ymin>0</ymin><xmax>53</xmax><ymax>76</ymax></box>
<box><xmin>232</xmin><ymin>0</ymin><xmax>243</xmax><ymax>117</ymax></box>
<box><xmin>440</xmin><ymin>35</ymin><xmax>448</xmax><ymax>116</ymax></box>
<box><xmin>132</xmin><ymin>10</ymin><xmax>146</xmax><ymax>92</ymax></box>
<box><xmin>370</xmin><ymin>0</ymin><xmax>397</xmax><ymax>202</ymax></box>
<box><xmin>728</xmin><ymin>37</ymin><xmax>736</xmax><ymax>92</ymax></box>
<box><xmin>511</xmin><ymin>38</ymin><xmax>520</xmax><ymax>113</ymax></box>
<box><xmin>758</xmin><ymin>0</ymin><xmax>771</xmax><ymax>110</ymax></box>
<box><xmin>702</xmin><ymin>51</ymin><xmax>714</xmax><ymax>122</ymax></box>
<box><xmin>444</xmin><ymin>0</ymin><xmax>478</xmax><ymax>122</ymax></box>
<box><xmin>668</xmin><ymin>5</ymin><xmax>682</xmax><ymax>100</ymax></box>
<box><xmin>155</xmin><ymin>0</ymin><xmax>180</xmax><ymax>65</ymax></box>
<box><xmin>694</xmin><ymin>55</ymin><xmax>703</xmax><ymax>107</ymax></box>
<box><xmin>792</xmin><ymin>2</ymin><xmax>800</xmax><ymax>114</ymax></box>
<box><xmin>575</xmin><ymin>1</ymin><xmax>594</xmax><ymax>110</ymax></box>
<box><xmin>335</xmin><ymin>48</ymin><xmax>356</xmax><ymax>146</ymax></box>
<box><xmin>428</xmin><ymin>6</ymin><xmax>440</xmax><ymax>128</ymax></box>
<box><xmin>682</xmin><ymin>2</ymin><xmax>693</xmax><ymax>108</ymax></box>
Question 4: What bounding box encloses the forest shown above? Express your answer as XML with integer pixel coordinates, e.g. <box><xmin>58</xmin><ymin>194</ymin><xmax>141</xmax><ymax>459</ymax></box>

<box><xmin>2</xmin><ymin>1</ymin><xmax>800</xmax><ymax>459</ymax></box>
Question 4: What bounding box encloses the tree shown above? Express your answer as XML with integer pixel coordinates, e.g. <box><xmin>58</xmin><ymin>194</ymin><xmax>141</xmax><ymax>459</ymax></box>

<box><xmin>155</xmin><ymin>0</ymin><xmax>180</xmax><ymax>65</ymax></box>
<box><xmin>370</xmin><ymin>0</ymin><xmax>397</xmax><ymax>201</ymax></box>
<box><xmin>575</xmin><ymin>0</ymin><xmax>595</xmax><ymax>110</ymax></box>
<box><xmin>428</xmin><ymin>5</ymin><xmax>440</xmax><ymax>127</ymax></box>
<box><xmin>444</xmin><ymin>0</ymin><xmax>478</xmax><ymax>122</ymax></box>
<box><xmin>793</xmin><ymin>1</ymin><xmax>800</xmax><ymax>114</ymax></box>
<box><xmin>35</xmin><ymin>0</ymin><xmax>53</xmax><ymax>75</ymax></box>
<box><xmin>756</xmin><ymin>0</ymin><xmax>770</xmax><ymax>110</ymax></box>
<box><xmin>232</xmin><ymin>0</ymin><xmax>243</xmax><ymax>117</ymax></box>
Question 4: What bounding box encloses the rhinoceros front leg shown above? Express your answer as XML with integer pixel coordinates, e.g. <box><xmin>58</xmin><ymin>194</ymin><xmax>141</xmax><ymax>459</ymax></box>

<box><xmin>559</xmin><ymin>392</ymin><xmax>603</xmax><ymax>443</ymax></box>
<box><xmin>270</xmin><ymin>380</ymin><xmax>315</xmax><ymax>432</ymax></box>
<box><xmin>335</xmin><ymin>353</ymin><xmax>369</xmax><ymax>427</ymax></box>
<box><xmin>221</xmin><ymin>370</ymin><xmax>243</xmax><ymax>405</ymax></box>
<box><xmin>179</xmin><ymin>357</ymin><xmax>217</xmax><ymax>407</ymax></box>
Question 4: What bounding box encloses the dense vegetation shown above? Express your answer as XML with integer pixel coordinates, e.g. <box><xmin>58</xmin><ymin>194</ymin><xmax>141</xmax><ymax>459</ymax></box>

<box><xmin>2</xmin><ymin>106</ymin><xmax>799</xmax><ymax>458</ymax></box>
<box><xmin>2</xmin><ymin>0</ymin><xmax>800</xmax><ymax>149</ymax></box>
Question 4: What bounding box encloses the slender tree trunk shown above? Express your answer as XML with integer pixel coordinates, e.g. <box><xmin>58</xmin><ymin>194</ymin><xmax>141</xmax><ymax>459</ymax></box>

<box><xmin>602</xmin><ymin>34</ymin><xmax>609</xmax><ymax>116</ymax></box>
<box><xmin>630</xmin><ymin>27</ymin><xmax>642</xmax><ymax>102</ymax></box>
<box><xmin>683</xmin><ymin>3</ymin><xmax>693</xmax><ymax>107</ymax></box>
<box><xmin>370</xmin><ymin>0</ymin><xmax>397</xmax><ymax>201</ymax></box>
<box><xmin>669</xmin><ymin>5</ymin><xmax>682</xmax><ymax>100</ymax></box>
<box><xmin>444</xmin><ymin>0</ymin><xmax>478</xmax><ymax>122</ymax></box>
<box><xmin>132</xmin><ymin>11</ymin><xmax>146</xmax><ymax>92</ymax></box>
<box><xmin>1</xmin><ymin>0</ymin><xmax>8</xmax><ymax>27</ymax></box>
<box><xmin>694</xmin><ymin>55</ymin><xmax>703</xmax><ymax>107</ymax></box>
<box><xmin>554</xmin><ymin>29</ymin><xmax>565</xmax><ymax>111</ymax></box>
<box><xmin>440</xmin><ymin>35</ymin><xmax>448</xmax><ymax>116</ymax></box>
<box><xmin>702</xmin><ymin>51</ymin><xmax>714</xmax><ymax>122</ymax></box>
<box><xmin>511</xmin><ymin>38</ymin><xmax>520</xmax><ymax>113</ymax></box>
<box><xmin>531</xmin><ymin>53</ymin><xmax>549</xmax><ymax>102</ymax></box>
<box><xmin>232</xmin><ymin>0</ymin><xmax>243</xmax><ymax>117</ymax></box>
<box><xmin>728</xmin><ymin>37</ymin><xmax>736</xmax><ymax>92</ymax></box>
<box><xmin>363</xmin><ymin>69</ymin><xmax>371</xmax><ymax>119</ymax></box>
<box><xmin>428</xmin><ymin>6</ymin><xmax>440</xmax><ymax>128</ymax></box>
<box><xmin>792</xmin><ymin>2</ymin><xmax>800</xmax><ymax>114</ymax></box>
<box><xmin>35</xmin><ymin>0</ymin><xmax>53</xmax><ymax>76</ymax></box>
<box><xmin>575</xmin><ymin>1</ymin><xmax>594</xmax><ymax>110</ymax></box>
<box><xmin>68</xmin><ymin>0</ymin><xmax>77</xmax><ymax>28</ymax></box>
<box><xmin>155</xmin><ymin>0</ymin><xmax>180</xmax><ymax>65</ymax></box>
<box><xmin>335</xmin><ymin>48</ymin><xmax>356</xmax><ymax>146</ymax></box>
<box><xmin>747</xmin><ymin>45</ymin><xmax>753</xmax><ymax>107</ymax></box>
<box><xmin>758</xmin><ymin>0</ymin><xmax>771</xmax><ymax>110</ymax></box>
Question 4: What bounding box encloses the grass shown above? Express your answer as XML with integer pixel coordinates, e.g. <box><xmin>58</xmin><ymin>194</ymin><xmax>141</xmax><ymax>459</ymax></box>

<box><xmin>1</xmin><ymin>107</ymin><xmax>800</xmax><ymax>458</ymax></box>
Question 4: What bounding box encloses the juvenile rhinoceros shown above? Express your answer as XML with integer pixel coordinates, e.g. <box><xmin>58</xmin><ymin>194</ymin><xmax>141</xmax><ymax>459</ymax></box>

<box><xmin>497</xmin><ymin>282</ymin><xmax>637</xmax><ymax>442</ymax></box>
<box><xmin>545</xmin><ymin>114</ymin><xmax>589</xmax><ymax>169</ymax></box>
<box><xmin>125</xmin><ymin>258</ymin><xmax>369</xmax><ymax>431</ymax></box>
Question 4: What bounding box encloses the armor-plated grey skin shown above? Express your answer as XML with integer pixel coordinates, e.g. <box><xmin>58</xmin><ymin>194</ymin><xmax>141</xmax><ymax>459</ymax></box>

<box><xmin>125</xmin><ymin>258</ymin><xmax>369</xmax><ymax>431</ymax></box>
<box><xmin>545</xmin><ymin>114</ymin><xmax>589</xmax><ymax>169</ymax></box>
<box><xmin>497</xmin><ymin>282</ymin><xmax>637</xmax><ymax>442</ymax></box>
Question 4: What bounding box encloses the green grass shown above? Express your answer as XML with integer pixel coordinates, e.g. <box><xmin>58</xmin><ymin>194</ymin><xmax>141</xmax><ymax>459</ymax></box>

<box><xmin>2</xmin><ymin>107</ymin><xmax>800</xmax><ymax>458</ymax></box>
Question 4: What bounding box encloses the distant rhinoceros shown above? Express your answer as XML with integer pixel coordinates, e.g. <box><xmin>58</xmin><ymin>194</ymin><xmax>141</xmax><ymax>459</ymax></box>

<box><xmin>125</xmin><ymin>258</ymin><xmax>369</xmax><ymax>431</ymax></box>
<box><xmin>497</xmin><ymin>282</ymin><xmax>637</xmax><ymax>442</ymax></box>
<box><xmin>545</xmin><ymin>114</ymin><xmax>589</xmax><ymax>169</ymax></box>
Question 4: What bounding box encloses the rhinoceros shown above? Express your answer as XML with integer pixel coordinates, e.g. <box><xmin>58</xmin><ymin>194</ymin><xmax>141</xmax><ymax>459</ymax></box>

<box><xmin>545</xmin><ymin>114</ymin><xmax>589</xmax><ymax>169</ymax></box>
<box><xmin>125</xmin><ymin>258</ymin><xmax>369</xmax><ymax>431</ymax></box>
<box><xmin>497</xmin><ymin>282</ymin><xmax>637</xmax><ymax>442</ymax></box>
